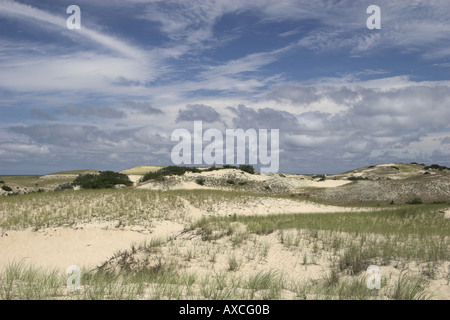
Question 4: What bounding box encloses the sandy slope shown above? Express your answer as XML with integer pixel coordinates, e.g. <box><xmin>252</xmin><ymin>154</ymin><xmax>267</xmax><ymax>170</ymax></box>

<box><xmin>0</xmin><ymin>196</ymin><xmax>370</xmax><ymax>273</ymax></box>
<box><xmin>136</xmin><ymin>169</ymin><xmax>352</xmax><ymax>192</ymax></box>
<box><xmin>0</xmin><ymin>220</ymin><xmax>184</xmax><ymax>273</ymax></box>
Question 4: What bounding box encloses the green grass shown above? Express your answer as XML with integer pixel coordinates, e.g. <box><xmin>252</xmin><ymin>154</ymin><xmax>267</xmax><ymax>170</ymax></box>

<box><xmin>192</xmin><ymin>203</ymin><xmax>450</xmax><ymax>276</ymax></box>
<box><xmin>0</xmin><ymin>261</ymin><xmax>434</xmax><ymax>300</ymax></box>
<box><xmin>0</xmin><ymin>188</ymin><xmax>303</xmax><ymax>230</ymax></box>
<box><xmin>0</xmin><ymin>189</ymin><xmax>190</xmax><ymax>230</ymax></box>
<box><xmin>0</xmin><ymin>176</ymin><xmax>41</xmax><ymax>187</ymax></box>
<box><xmin>0</xmin><ymin>187</ymin><xmax>447</xmax><ymax>300</ymax></box>
<box><xmin>0</xmin><ymin>175</ymin><xmax>76</xmax><ymax>189</ymax></box>
<box><xmin>45</xmin><ymin>169</ymin><xmax>99</xmax><ymax>175</ymax></box>
<box><xmin>193</xmin><ymin>203</ymin><xmax>450</xmax><ymax>237</ymax></box>
<box><xmin>0</xmin><ymin>260</ymin><xmax>63</xmax><ymax>300</ymax></box>
<box><xmin>389</xmin><ymin>271</ymin><xmax>433</xmax><ymax>300</ymax></box>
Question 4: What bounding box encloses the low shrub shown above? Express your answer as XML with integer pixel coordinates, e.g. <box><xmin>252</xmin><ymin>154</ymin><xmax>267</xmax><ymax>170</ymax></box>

<box><xmin>223</xmin><ymin>165</ymin><xmax>237</xmax><ymax>169</ymax></box>
<box><xmin>142</xmin><ymin>166</ymin><xmax>200</xmax><ymax>182</ymax></box>
<box><xmin>423</xmin><ymin>164</ymin><xmax>450</xmax><ymax>171</ymax></box>
<box><xmin>195</xmin><ymin>178</ymin><xmax>205</xmax><ymax>186</ymax></box>
<box><xmin>72</xmin><ymin>171</ymin><xmax>132</xmax><ymax>189</ymax></box>
<box><xmin>347</xmin><ymin>176</ymin><xmax>369</xmax><ymax>181</ymax></box>
<box><xmin>1</xmin><ymin>185</ymin><xmax>12</xmax><ymax>192</ymax></box>
<box><xmin>205</xmin><ymin>165</ymin><xmax>221</xmax><ymax>172</ymax></box>
<box><xmin>406</xmin><ymin>198</ymin><xmax>423</xmax><ymax>205</ymax></box>
<box><xmin>239</xmin><ymin>165</ymin><xmax>255</xmax><ymax>174</ymax></box>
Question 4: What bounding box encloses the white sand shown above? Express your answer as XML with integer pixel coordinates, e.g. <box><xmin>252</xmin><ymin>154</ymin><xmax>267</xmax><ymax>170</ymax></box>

<box><xmin>0</xmin><ymin>220</ymin><xmax>183</xmax><ymax>272</ymax></box>
<box><xmin>444</xmin><ymin>208</ymin><xmax>450</xmax><ymax>219</ymax></box>
<box><xmin>0</xmin><ymin>196</ymin><xmax>369</xmax><ymax>273</ymax></box>
<box><xmin>126</xmin><ymin>174</ymin><xmax>143</xmax><ymax>186</ymax></box>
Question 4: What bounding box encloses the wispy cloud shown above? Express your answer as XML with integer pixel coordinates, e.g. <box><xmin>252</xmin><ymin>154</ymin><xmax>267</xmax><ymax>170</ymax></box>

<box><xmin>0</xmin><ymin>0</ymin><xmax>148</xmax><ymax>60</ymax></box>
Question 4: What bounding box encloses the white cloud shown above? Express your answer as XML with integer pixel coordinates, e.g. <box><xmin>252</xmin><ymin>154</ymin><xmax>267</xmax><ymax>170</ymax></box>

<box><xmin>0</xmin><ymin>0</ymin><xmax>148</xmax><ymax>60</ymax></box>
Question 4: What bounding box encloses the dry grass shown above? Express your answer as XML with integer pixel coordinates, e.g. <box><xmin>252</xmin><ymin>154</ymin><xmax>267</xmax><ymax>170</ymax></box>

<box><xmin>0</xmin><ymin>187</ymin><xmax>448</xmax><ymax>300</ymax></box>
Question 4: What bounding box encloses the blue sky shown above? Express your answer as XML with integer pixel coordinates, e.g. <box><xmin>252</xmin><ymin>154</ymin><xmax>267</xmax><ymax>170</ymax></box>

<box><xmin>1</xmin><ymin>0</ymin><xmax>450</xmax><ymax>175</ymax></box>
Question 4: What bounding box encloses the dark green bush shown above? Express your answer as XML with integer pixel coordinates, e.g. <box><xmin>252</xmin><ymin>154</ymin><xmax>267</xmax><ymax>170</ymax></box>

<box><xmin>142</xmin><ymin>166</ymin><xmax>200</xmax><ymax>182</ymax></box>
<box><xmin>347</xmin><ymin>176</ymin><xmax>369</xmax><ymax>181</ymax></box>
<box><xmin>2</xmin><ymin>185</ymin><xmax>12</xmax><ymax>192</ymax></box>
<box><xmin>205</xmin><ymin>165</ymin><xmax>222</xmax><ymax>172</ymax></box>
<box><xmin>223</xmin><ymin>165</ymin><xmax>237</xmax><ymax>169</ymax></box>
<box><xmin>238</xmin><ymin>181</ymin><xmax>247</xmax><ymax>186</ymax></box>
<box><xmin>406</xmin><ymin>198</ymin><xmax>423</xmax><ymax>205</ymax></box>
<box><xmin>423</xmin><ymin>164</ymin><xmax>449</xmax><ymax>171</ymax></box>
<box><xmin>196</xmin><ymin>178</ymin><xmax>205</xmax><ymax>186</ymax></box>
<box><xmin>226</xmin><ymin>179</ymin><xmax>235</xmax><ymax>185</ymax></box>
<box><xmin>239</xmin><ymin>165</ymin><xmax>255</xmax><ymax>174</ymax></box>
<box><xmin>72</xmin><ymin>171</ymin><xmax>132</xmax><ymax>189</ymax></box>
<box><xmin>0</xmin><ymin>180</ymin><xmax>4</xmax><ymax>184</ymax></box>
